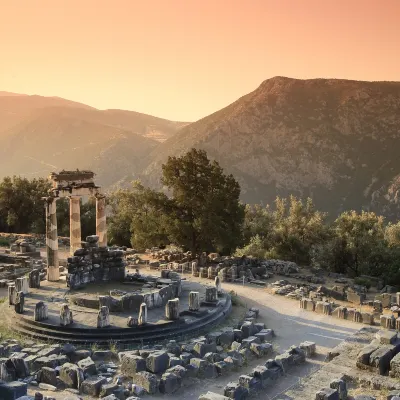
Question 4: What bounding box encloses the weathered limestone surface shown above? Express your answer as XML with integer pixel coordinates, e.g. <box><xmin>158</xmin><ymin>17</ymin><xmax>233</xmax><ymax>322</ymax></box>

<box><xmin>14</xmin><ymin>291</ymin><xmax>24</xmax><ymax>314</ymax></box>
<box><xmin>96</xmin><ymin>195</ymin><xmax>107</xmax><ymax>247</ymax></box>
<box><xmin>69</xmin><ymin>196</ymin><xmax>82</xmax><ymax>256</ymax></box>
<box><xmin>165</xmin><ymin>298</ymin><xmax>180</xmax><ymax>320</ymax></box>
<box><xmin>34</xmin><ymin>302</ymin><xmax>48</xmax><ymax>321</ymax></box>
<box><xmin>138</xmin><ymin>303</ymin><xmax>147</xmax><ymax>325</ymax></box>
<box><xmin>45</xmin><ymin>197</ymin><xmax>59</xmax><ymax>281</ymax></box>
<box><xmin>60</xmin><ymin>303</ymin><xmax>73</xmax><ymax>326</ymax></box>
<box><xmin>205</xmin><ymin>287</ymin><xmax>217</xmax><ymax>302</ymax></box>
<box><xmin>28</xmin><ymin>269</ymin><xmax>40</xmax><ymax>289</ymax></box>
<box><xmin>189</xmin><ymin>291</ymin><xmax>200</xmax><ymax>311</ymax></box>
<box><xmin>97</xmin><ymin>306</ymin><xmax>110</xmax><ymax>328</ymax></box>
<box><xmin>15</xmin><ymin>277</ymin><xmax>29</xmax><ymax>295</ymax></box>
<box><xmin>8</xmin><ymin>284</ymin><xmax>16</xmax><ymax>305</ymax></box>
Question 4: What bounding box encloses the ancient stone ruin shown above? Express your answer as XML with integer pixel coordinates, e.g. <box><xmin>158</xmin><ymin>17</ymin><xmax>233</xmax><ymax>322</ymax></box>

<box><xmin>44</xmin><ymin>170</ymin><xmax>107</xmax><ymax>281</ymax></box>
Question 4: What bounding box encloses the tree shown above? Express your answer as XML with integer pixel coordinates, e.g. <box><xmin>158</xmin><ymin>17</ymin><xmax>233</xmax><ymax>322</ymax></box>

<box><xmin>0</xmin><ymin>176</ymin><xmax>51</xmax><ymax>233</ymax></box>
<box><xmin>161</xmin><ymin>148</ymin><xmax>245</xmax><ymax>254</ymax></box>
<box><xmin>108</xmin><ymin>181</ymin><xmax>171</xmax><ymax>249</ymax></box>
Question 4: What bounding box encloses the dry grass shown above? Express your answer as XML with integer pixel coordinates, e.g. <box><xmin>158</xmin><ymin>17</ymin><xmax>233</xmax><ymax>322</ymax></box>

<box><xmin>349</xmin><ymin>386</ymin><xmax>389</xmax><ymax>400</ymax></box>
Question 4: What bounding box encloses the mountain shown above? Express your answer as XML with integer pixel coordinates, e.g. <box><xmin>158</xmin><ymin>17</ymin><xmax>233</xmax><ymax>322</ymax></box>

<box><xmin>142</xmin><ymin>77</ymin><xmax>400</xmax><ymax>219</ymax></box>
<box><xmin>0</xmin><ymin>92</ymin><xmax>188</xmax><ymax>186</ymax></box>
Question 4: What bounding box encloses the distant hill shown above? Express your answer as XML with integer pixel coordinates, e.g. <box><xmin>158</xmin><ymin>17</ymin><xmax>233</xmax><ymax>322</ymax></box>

<box><xmin>142</xmin><ymin>77</ymin><xmax>400</xmax><ymax>219</ymax></box>
<box><xmin>0</xmin><ymin>92</ymin><xmax>188</xmax><ymax>186</ymax></box>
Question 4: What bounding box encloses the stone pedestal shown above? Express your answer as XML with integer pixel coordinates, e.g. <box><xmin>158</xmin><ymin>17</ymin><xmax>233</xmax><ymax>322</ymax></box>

<box><xmin>8</xmin><ymin>284</ymin><xmax>16</xmax><ymax>305</ymax></box>
<box><xmin>34</xmin><ymin>301</ymin><xmax>48</xmax><ymax>321</ymax></box>
<box><xmin>60</xmin><ymin>303</ymin><xmax>73</xmax><ymax>326</ymax></box>
<box><xmin>205</xmin><ymin>287</ymin><xmax>217</xmax><ymax>302</ymax></box>
<box><xmin>138</xmin><ymin>303</ymin><xmax>147</xmax><ymax>325</ymax></box>
<box><xmin>165</xmin><ymin>298</ymin><xmax>180</xmax><ymax>320</ymax></box>
<box><xmin>14</xmin><ymin>291</ymin><xmax>24</xmax><ymax>314</ymax></box>
<box><xmin>97</xmin><ymin>306</ymin><xmax>110</xmax><ymax>328</ymax></box>
<box><xmin>28</xmin><ymin>269</ymin><xmax>40</xmax><ymax>289</ymax></box>
<box><xmin>45</xmin><ymin>197</ymin><xmax>59</xmax><ymax>281</ymax></box>
<box><xmin>15</xmin><ymin>277</ymin><xmax>29</xmax><ymax>294</ymax></box>
<box><xmin>96</xmin><ymin>195</ymin><xmax>107</xmax><ymax>248</ymax></box>
<box><xmin>189</xmin><ymin>291</ymin><xmax>200</xmax><ymax>311</ymax></box>
<box><xmin>69</xmin><ymin>196</ymin><xmax>82</xmax><ymax>256</ymax></box>
<box><xmin>191</xmin><ymin>261</ymin><xmax>198</xmax><ymax>277</ymax></box>
<box><xmin>215</xmin><ymin>276</ymin><xmax>222</xmax><ymax>294</ymax></box>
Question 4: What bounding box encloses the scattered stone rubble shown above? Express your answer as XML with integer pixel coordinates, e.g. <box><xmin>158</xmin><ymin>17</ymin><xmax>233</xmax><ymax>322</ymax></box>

<box><xmin>0</xmin><ymin>306</ymin><xmax>286</xmax><ymax>399</ymax></box>
<box><xmin>67</xmin><ymin>236</ymin><xmax>126</xmax><ymax>289</ymax></box>
<box><xmin>199</xmin><ymin>341</ymin><xmax>316</xmax><ymax>399</ymax></box>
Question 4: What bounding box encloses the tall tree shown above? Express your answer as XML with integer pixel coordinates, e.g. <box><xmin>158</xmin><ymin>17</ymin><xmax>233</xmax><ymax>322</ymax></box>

<box><xmin>161</xmin><ymin>148</ymin><xmax>245</xmax><ymax>254</ymax></box>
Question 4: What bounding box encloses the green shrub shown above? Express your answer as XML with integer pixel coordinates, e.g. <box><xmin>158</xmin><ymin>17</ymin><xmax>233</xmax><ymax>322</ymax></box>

<box><xmin>354</xmin><ymin>277</ymin><xmax>372</xmax><ymax>290</ymax></box>
<box><xmin>0</xmin><ymin>237</ymin><xmax>10</xmax><ymax>247</ymax></box>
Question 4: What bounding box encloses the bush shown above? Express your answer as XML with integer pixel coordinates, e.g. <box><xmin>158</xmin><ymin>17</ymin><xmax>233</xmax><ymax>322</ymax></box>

<box><xmin>0</xmin><ymin>237</ymin><xmax>10</xmax><ymax>247</ymax></box>
<box><xmin>354</xmin><ymin>277</ymin><xmax>372</xmax><ymax>290</ymax></box>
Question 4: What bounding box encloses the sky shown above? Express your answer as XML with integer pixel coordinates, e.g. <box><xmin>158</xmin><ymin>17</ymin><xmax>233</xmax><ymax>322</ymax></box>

<box><xmin>0</xmin><ymin>0</ymin><xmax>399</xmax><ymax>121</ymax></box>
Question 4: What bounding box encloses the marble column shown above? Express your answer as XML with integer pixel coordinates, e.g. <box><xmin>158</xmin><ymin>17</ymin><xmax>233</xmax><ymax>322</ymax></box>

<box><xmin>45</xmin><ymin>197</ymin><xmax>59</xmax><ymax>281</ymax></box>
<box><xmin>96</xmin><ymin>195</ymin><xmax>107</xmax><ymax>247</ymax></box>
<box><xmin>69</xmin><ymin>196</ymin><xmax>81</xmax><ymax>256</ymax></box>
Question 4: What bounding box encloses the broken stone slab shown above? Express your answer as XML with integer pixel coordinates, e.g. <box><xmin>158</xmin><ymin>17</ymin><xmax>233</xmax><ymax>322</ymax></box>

<box><xmin>255</xmin><ymin>329</ymin><xmax>273</xmax><ymax>342</ymax></box>
<box><xmin>193</xmin><ymin>342</ymin><xmax>217</xmax><ymax>358</ymax></box>
<box><xmin>131</xmin><ymin>371</ymin><xmax>158</xmax><ymax>394</ymax></box>
<box><xmin>315</xmin><ymin>387</ymin><xmax>339</xmax><ymax>400</ymax></box>
<box><xmin>369</xmin><ymin>345</ymin><xmax>396</xmax><ymax>375</ymax></box>
<box><xmin>121</xmin><ymin>354</ymin><xmax>146</xmax><ymax>377</ymax></box>
<box><xmin>34</xmin><ymin>302</ymin><xmax>48</xmax><ymax>322</ymax></box>
<box><xmin>238</xmin><ymin>374</ymin><xmax>262</xmax><ymax>393</ymax></box>
<box><xmin>99</xmin><ymin>382</ymin><xmax>119</xmax><ymax>398</ymax></box>
<box><xmin>241</xmin><ymin>336</ymin><xmax>261</xmax><ymax>349</ymax></box>
<box><xmin>159</xmin><ymin>372</ymin><xmax>182</xmax><ymax>394</ymax></box>
<box><xmin>81</xmin><ymin>376</ymin><xmax>107</xmax><ymax>397</ymax></box>
<box><xmin>77</xmin><ymin>357</ymin><xmax>96</xmax><ymax>376</ymax></box>
<box><xmin>240</xmin><ymin>321</ymin><xmax>256</xmax><ymax>338</ymax></box>
<box><xmin>390</xmin><ymin>352</ymin><xmax>400</xmax><ymax>378</ymax></box>
<box><xmin>250</xmin><ymin>342</ymin><xmax>272</xmax><ymax>357</ymax></box>
<box><xmin>37</xmin><ymin>367</ymin><xmax>57</xmax><ymax>386</ymax></box>
<box><xmin>356</xmin><ymin>343</ymin><xmax>380</xmax><ymax>366</ymax></box>
<box><xmin>330</xmin><ymin>379</ymin><xmax>347</xmax><ymax>400</ymax></box>
<box><xmin>299</xmin><ymin>341</ymin><xmax>316</xmax><ymax>357</ymax></box>
<box><xmin>376</xmin><ymin>330</ymin><xmax>398</xmax><ymax>344</ymax></box>
<box><xmin>288</xmin><ymin>346</ymin><xmax>306</xmax><ymax>364</ymax></box>
<box><xmin>59</xmin><ymin>363</ymin><xmax>84</xmax><ymax>389</ymax></box>
<box><xmin>146</xmin><ymin>351</ymin><xmax>169</xmax><ymax>374</ymax></box>
<box><xmin>166</xmin><ymin>364</ymin><xmax>187</xmax><ymax>379</ymax></box>
<box><xmin>224</xmin><ymin>381</ymin><xmax>249</xmax><ymax>399</ymax></box>
<box><xmin>300</xmin><ymin>298</ymin><xmax>315</xmax><ymax>311</ymax></box>
<box><xmin>0</xmin><ymin>381</ymin><xmax>28</xmax><ymax>400</ymax></box>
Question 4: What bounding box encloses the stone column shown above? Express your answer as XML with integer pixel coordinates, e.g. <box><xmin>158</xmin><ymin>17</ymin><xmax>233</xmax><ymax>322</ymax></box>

<box><xmin>138</xmin><ymin>303</ymin><xmax>147</xmax><ymax>325</ymax></box>
<box><xmin>96</xmin><ymin>195</ymin><xmax>107</xmax><ymax>248</ymax></box>
<box><xmin>60</xmin><ymin>304</ymin><xmax>73</xmax><ymax>326</ymax></box>
<box><xmin>165</xmin><ymin>298</ymin><xmax>180</xmax><ymax>320</ymax></box>
<box><xmin>8</xmin><ymin>284</ymin><xmax>16</xmax><ymax>305</ymax></box>
<box><xmin>14</xmin><ymin>292</ymin><xmax>24</xmax><ymax>314</ymax></box>
<box><xmin>189</xmin><ymin>291</ymin><xmax>200</xmax><ymax>311</ymax></box>
<box><xmin>45</xmin><ymin>197</ymin><xmax>59</xmax><ymax>281</ymax></box>
<box><xmin>215</xmin><ymin>276</ymin><xmax>222</xmax><ymax>295</ymax></box>
<box><xmin>205</xmin><ymin>287</ymin><xmax>217</xmax><ymax>302</ymax></box>
<box><xmin>69</xmin><ymin>196</ymin><xmax>81</xmax><ymax>256</ymax></box>
<box><xmin>97</xmin><ymin>306</ymin><xmax>110</xmax><ymax>328</ymax></box>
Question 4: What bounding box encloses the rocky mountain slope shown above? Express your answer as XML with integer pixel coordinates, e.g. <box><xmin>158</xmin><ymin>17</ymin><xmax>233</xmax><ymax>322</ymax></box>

<box><xmin>142</xmin><ymin>77</ymin><xmax>400</xmax><ymax>219</ymax></box>
<box><xmin>0</xmin><ymin>93</ymin><xmax>188</xmax><ymax>186</ymax></box>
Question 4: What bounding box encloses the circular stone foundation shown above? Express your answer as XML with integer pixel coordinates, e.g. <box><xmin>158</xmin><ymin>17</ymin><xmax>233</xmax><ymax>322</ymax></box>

<box><xmin>4</xmin><ymin>276</ymin><xmax>231</xmax><ymax>346</ymax></box>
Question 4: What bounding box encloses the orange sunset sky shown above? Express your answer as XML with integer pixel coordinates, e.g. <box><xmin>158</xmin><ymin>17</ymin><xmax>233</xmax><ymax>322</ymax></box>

<box><xmin>0</xmin><ymin>0</ymin><xmax>399</xmax><ymax>121</ymax></box>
